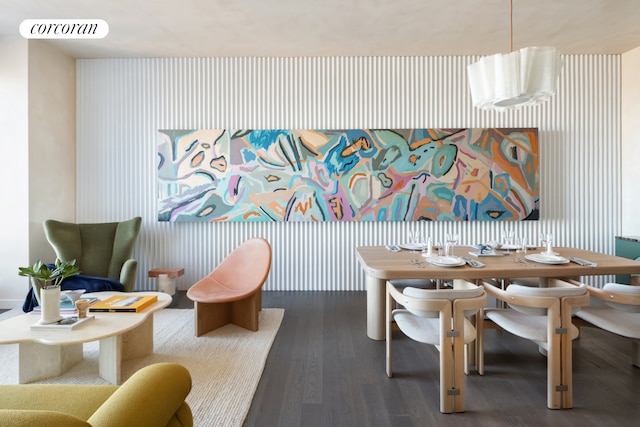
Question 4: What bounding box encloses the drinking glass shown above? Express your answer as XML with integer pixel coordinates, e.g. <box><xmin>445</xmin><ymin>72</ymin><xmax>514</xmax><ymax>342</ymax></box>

<box><xmin>540</xmin><ymin>232</ymin><xmax>554</xmax><ymax>253</ymax></box>
<box><xmin>502</xmin><ymin>229</ymin><xmax>515</xmax><ymax>246</ymax></box>
<box><xmin>421</xmin><ymin>235</ymin><xmax>433</xmax><ymax>256</ymax></box>
<box><xmin>445</xmin><ymin>233</ymin><xmax>459</xmax><ymax>257</ymax></box>
<box><xmin>408</xmin><ymin>230</ymin><xmax>419</xmax><ymax>253</ymax></box>
<box><xmin>516</xmin><ymin>236</ymin><xmax>528</xmax><ymax>254</ymax></box>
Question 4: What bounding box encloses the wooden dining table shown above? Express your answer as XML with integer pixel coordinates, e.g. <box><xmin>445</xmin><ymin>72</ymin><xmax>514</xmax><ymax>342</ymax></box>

<box><xmin>355</xmin><ymin>246</ymin><xmax>640</xmax><ymax>340</ymax></box>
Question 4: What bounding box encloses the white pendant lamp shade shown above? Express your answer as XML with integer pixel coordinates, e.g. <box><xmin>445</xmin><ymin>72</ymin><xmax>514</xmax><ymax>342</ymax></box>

<box><xmin>467</xmin><ymin>46</ymin><xmax>563</xmax><ymax>110</ymax></box>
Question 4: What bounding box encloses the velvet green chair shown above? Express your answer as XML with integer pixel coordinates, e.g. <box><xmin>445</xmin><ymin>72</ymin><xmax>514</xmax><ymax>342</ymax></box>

<box><xmin>43</xmin><ymin>217</ymin><xmax>142</xmax><ymax>292</ymax></box>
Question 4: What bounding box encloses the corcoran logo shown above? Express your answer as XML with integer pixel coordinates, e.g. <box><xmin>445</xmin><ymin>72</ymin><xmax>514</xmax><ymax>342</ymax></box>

<box><xmin>19</xmin><ymin>19</ymin><xmax>109</xmax><ymax>39</ymax></box>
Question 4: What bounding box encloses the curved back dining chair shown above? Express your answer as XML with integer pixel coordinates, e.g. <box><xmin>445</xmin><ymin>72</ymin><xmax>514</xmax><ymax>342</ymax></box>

<box><xmin>386</xmin><ymin>279</ymin><xmax>486</xmax><ymax>413</ymax></box>
<box><xmin>43</xmin><ymin>217</ymin><xmax>142</xmax><ymax>292</ymax></box>
<box><xmin>574</xmin><ymin>283</ymin><xmax>640</xmax><ymax>368</ymax></box>
<box><xmin>479</xmin><ymin>278</ymin><xmax>589</xmax><ymax>409</ymax></box>
<box><xmin>187</xmin><ymin>238</ymin><xmax>272</xmax><ymax>336</ymax></box>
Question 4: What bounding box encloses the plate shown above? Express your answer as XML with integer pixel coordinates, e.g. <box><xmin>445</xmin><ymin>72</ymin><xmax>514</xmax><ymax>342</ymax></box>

<box><xmin>424</xmin><ymin>256</ymin><xmax>466</xmax><ymax>267</ymax></box>
<box><xmin>497</xmin><ymin>244</ymin><xmax>538</xmax><ymax>250</ymax></box>
<box><xmin>468</xmin><ymin>251</ymin><xmax>508</xmax><ymax>257</ymax></box>
<box><xmin>499</xmin><ymin>244</ymin><xmax>520</xmax><ymax>250</ymax></box>
<box><xmin>398</xmin><ymin>243</ymin><xmax>428</xmax><ymax>251</ymax></box>
<box><xmin>524</xmin><ymin>253</ymin><xmax>570</xmax><ymax>265</ymax></box>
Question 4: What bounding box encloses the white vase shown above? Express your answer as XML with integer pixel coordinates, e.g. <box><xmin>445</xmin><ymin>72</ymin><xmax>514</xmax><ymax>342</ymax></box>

<box><xmin>39</xmin><ymin>286</ymin><xmax>64</xmax><ymax>324</ymax></box>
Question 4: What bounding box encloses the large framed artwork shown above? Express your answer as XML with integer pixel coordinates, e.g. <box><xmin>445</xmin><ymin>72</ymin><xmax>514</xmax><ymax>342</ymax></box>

<box><xmin>157</xmin><ymin>128</ymin><xmax>538</xmax><ymax>222</ymax></box>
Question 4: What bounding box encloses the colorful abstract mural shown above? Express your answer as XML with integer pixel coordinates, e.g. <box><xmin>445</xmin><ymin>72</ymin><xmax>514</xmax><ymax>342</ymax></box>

<box><xmin>157</xmin><ymin>128</ymin><xmax>539</xmax><ymax>222</ymax></box>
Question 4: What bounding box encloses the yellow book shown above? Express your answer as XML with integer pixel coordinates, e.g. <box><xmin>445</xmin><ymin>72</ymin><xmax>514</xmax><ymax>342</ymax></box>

<box><xmin>89</xmin><ymin>295</ymin><xmax>158</xmax><ymax>313</ymax></box>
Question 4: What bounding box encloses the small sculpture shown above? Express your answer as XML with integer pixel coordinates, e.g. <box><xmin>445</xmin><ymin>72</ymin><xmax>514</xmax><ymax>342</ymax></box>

<box><xmin>75</xmin><ymin>299</ymin><xmax>91</xmax><ymax>318</ymax></box>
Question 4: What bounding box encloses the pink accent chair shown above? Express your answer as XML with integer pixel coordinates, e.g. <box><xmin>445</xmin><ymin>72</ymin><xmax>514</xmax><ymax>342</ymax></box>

<box><xmin>187</xmin><ymin>238</ymin><xmax>272</xmax><ymax>336</ymax></box>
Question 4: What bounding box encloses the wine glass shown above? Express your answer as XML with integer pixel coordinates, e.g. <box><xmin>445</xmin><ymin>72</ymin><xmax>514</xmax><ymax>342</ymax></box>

<box><xmin>516</xmin><ymin>236</ymin><xmax>528</xmax><ymax>254</ymax></box>
<box><xmin>445</xmin><ymin>232</ymin><xmax>459</xmax><ymax>257</ymax></box>
<box><xmin>408</xmin><ymin>230</ymin><xmax>419</xmax><ymax>253</ymax></box>
<box><xmin>540</xmin><ymin>232</ymin><xmax>554</xmax><ymax>254</ymax></box>
<box><xmin>421</xmin><ymin>235</ymin><xmax>432</xmax><ymax>256</ymax></box>
<box><xmin>502</xmin><ymin>229</ymin><xmax>515</xmax><ymax>252</ymax></box>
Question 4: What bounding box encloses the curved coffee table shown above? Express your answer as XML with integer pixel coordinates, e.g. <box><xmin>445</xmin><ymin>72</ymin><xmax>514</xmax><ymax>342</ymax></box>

<box><xmin>0</xmin><ymin>291</ymin><xmax>171</xmax><ymax>384</ymax></box>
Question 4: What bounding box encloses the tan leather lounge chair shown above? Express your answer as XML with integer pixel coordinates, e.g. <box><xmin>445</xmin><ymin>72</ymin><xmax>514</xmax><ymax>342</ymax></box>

<box><xmin>187</xmin><ymin>238</ymin><xmax>272</xmax><ymax>336</ymax></box>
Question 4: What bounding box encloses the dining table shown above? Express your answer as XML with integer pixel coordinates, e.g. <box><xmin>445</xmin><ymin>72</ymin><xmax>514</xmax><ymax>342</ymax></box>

<box><xmin>355</xmin><ymin>245</ymin><xmax>640</xmax><ymax>340</ymax></box>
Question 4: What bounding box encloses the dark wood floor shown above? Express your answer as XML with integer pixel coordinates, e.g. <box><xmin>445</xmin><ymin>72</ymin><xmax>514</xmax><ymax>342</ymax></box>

<box><xmin>6</xmin><ymin>292</ymin><xmax>638</xmax><ymax>426</ymax></box>
<box><xmin>239</xmin><ymin>291</ymin><xmax>640</xmax><ymax>427</ymax></box>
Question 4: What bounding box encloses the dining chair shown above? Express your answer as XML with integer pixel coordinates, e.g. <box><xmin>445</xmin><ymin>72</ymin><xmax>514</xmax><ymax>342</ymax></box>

<box><xmin>386</xmin><ymin>279</ymin><xmax>486</xmax><ymax>413</ymax></box>
<box><xmin>573</xmin><ymin>283</ymin><xmax>640</xmax><ymax>367</ymax></box>
<box><xmin>478</xmin><ymin>278</ymin><xmax>589</xmax><ymax>409</ymax></box>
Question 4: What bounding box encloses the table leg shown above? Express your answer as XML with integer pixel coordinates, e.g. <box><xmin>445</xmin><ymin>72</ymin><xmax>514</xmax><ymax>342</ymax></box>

<box><xmin>122</xmin><ymin>315</ymin><xmax>154</xmax><ymax>359</ymax></box>
<box><xmin>98</xmin><ymin>315</ymin><xmax>155</xmax><ymax>384</ymax></box>
<box><xmin>366</xmin><ymin>275</ymin><xmax>386</xmax><ymax>340</ymax></box>
<box><xmin>99</xmin><ymin>335</ymin><xmax>123</xmax><ymax>384</ymax></box>
<box><xmin>18</xmin><ymin>342</ymin><xmax>83</xmax><ymax>383</ymax></box>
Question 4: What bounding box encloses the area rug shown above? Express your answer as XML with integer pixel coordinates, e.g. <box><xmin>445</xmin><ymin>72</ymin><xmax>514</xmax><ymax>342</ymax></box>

<box><xmin>0</xmin><ymin>308</ymin><xmax>284</xmax><ymax>427</ymax></box>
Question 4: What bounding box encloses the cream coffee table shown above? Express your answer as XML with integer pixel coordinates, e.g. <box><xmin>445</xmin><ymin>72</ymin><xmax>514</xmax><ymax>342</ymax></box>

<box><xmin>0</xmin><ymin>291</ymin><xmax>171</xmax><ymax>384</ymax></box>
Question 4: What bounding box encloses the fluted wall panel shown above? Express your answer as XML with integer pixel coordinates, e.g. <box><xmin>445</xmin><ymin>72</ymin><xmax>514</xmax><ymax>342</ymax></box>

<box><xmin>76</xmin><ymin>56</ymin><xmax>620</xmax><ymax>291</ymax></box>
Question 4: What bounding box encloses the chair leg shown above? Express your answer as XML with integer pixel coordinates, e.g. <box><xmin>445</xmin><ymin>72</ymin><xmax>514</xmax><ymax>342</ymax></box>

<box><xmin>632</xmin><ymin>340</ymin><xmax>640</xmax><ymax>368</ymax></box>
<box><xmin>464</xmin><ymin>343</ymin><xmax>470</xmax><ymax>376</ymax></box>
<box><xmin>386</xmin><ymin>287</ymin><xmax>393</xmax><ymax>377</ymax></box>
<box><xmin>230</xmin><ymin>292</ymin><xmax>261</xmax><ymax>332</ymax></box>
<box><xmin>546</xmin><ymin>331</ymin><xmax>563</xmax><ymax>409</ymax></box>
<box><xmin>476</xmin><ymin>315</ymin><xmax>486</xmax><ymax>376</ymax></box>
<box><xmin>560</xmin><ymin>319</ymin><xmax>575</xmax><ymax>409</ymax></box>
<box><xmin>440</xmin><ymin>341</ymin><xmax>453</xmax><ymax>413</ymax></box>
<box><xmin>193</xmin><ymin>291</ymin><xmax>261</xmax><ymax>336</ymax></box>
<box><xmin>453</xmin><ymin>335</ymin><xmax>466</xmax><ymax>412</ymax></box>
<box><xmin>193</xmin><ymin>301</ymin><xmax>231</xmax><ymax>337</ymax></box>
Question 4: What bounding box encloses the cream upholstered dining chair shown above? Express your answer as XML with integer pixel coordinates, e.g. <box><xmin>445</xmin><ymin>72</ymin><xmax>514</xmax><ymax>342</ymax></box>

<box><xmin>574</xmin><ymin>283</ymin><xmax>640</xmax><ymax>367</ymax></box>
<box><xmin>386</xmin><ymin>279</ymin><xmax>486</xmax><ymax>413</ymax></box>
<box><xmin>478</xmin><ymin>278</ymin><xmax>589</xmax><ymax>409</ymax></box>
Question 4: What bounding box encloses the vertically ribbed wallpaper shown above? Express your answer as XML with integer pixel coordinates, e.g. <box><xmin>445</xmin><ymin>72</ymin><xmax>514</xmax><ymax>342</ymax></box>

<box><xmin>76</xmin><ymin>56</ymin><xmax>620</xmax><ymax>291</ymax></box>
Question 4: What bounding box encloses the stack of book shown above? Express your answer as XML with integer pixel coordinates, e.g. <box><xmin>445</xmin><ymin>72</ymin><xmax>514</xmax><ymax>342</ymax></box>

<box><xmin>30</xmin><ymin>315</ymin><xmax>95</xmax><ymax>330</ymax></box>
<box><xmin>32</xmin><ymin>296</ymin><xmax>100</xmax><ymax>314</ymax></box>
<box><xmin>89</xmin><ymin>295</ymin><xmax>158</xmax><ymax>313</ymax></box>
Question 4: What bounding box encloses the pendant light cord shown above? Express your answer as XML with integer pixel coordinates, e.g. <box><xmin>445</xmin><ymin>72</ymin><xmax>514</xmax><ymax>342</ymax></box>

<box><xmin>510</xmin><ymin>0</ymin><xmax>513</xmax><ymax>52</ymax></box>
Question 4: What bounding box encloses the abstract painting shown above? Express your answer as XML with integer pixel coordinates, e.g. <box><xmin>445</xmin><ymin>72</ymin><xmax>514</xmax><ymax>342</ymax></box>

<box><xmin>157</xmin><ymin>128</ymin><xmax>538</xmax><ymax>222</ymax></box>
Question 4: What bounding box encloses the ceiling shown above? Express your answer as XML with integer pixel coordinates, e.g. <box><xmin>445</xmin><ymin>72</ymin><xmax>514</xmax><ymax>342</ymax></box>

<box><xmin>1</xmin><ymin>0</ymin><xmax>640</xmax><ymax>59</ymax></box>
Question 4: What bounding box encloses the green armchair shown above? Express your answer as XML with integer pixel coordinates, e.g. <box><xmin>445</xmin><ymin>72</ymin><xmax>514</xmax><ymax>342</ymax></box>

<box><xmin>43</xmin><ymin>217</ymin><xmax>142</xmax><ymax>292</ymax></box>
<box><xmin>0</xmin><ymin>362</ymin><xmax>193</xmax><ymax>427</ymax></box>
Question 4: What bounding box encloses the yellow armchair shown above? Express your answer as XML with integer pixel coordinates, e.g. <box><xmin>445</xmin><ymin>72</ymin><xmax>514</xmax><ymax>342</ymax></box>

<box><xmin>0</xmin><ymin>363</ymin><xmax>193</xmax><ymax>427</ymax></box>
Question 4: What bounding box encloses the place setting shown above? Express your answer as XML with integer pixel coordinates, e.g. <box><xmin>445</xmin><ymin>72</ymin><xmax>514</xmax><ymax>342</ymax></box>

<box><xmin>469</xmin><ymin>229</ymin><xmax>537</xmax><ymax>257</ymax></box>
<box><xmin>528</xmin><ymin>233</ymin><xmax>597</xmax><ymax>267</ymax></box>
<box><xmin>522</xmin><ymin>233</ymin><xmax>571</xmax><ymax>265</ymax></box>
<box><xmin>417</xmin><ymin>232</ymin><xmax>476</xmax><ymax>268</ymax></box>
<box><xmin>397</xmin><ymin>230</ymin><xmax>430</xmax><ymax>252</ymax></box>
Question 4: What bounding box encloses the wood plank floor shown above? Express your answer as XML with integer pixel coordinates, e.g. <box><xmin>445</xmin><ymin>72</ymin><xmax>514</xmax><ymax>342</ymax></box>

<box><xmin>240</xmin><ymin>291</ymin><xmax>640</xmax><ymax>427</ymax></box>
<box><xmin>8</xmin><ymin>290</ymin><xmax>636</xmax><ymax>426</ymax></box>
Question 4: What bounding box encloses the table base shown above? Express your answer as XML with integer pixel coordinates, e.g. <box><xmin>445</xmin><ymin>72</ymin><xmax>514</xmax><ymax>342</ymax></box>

<box><xmin>17</xmin><ymin>315</ymin><xmax>155</xmax><ymax>385</ymax></box>
<box><xmin>18</xmin><ymin>342</ymin><xmax>83</xmax><ymax>383</ymax></box>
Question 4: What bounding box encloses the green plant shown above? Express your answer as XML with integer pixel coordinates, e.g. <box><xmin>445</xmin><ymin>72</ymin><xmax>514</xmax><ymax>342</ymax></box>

<box><xmin>18</xmin><ymin>259</ymin><xmax>81</xmax><ymax>289</ymax></box>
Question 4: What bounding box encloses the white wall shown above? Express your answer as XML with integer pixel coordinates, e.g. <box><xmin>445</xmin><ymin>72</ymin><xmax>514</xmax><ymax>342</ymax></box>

<box><xmin>74</xmin><ymin>56</ymin><xmax>621</xmax><ymax>292</ymax></box>
<box><xmin>621</xmin><ymin>46</ymin><xmax>640</xmax><ymax>236</ymax></box>
<box><xmin>28</xmin><ymin>40</ymin><xmax>76</xmax><ymax>263</ymax></box>
<box><xmin>0</xmin><ymin>37</ymin><xmax>30</xmax><ymax>308</ymax></box>
<box><xmin>0</xmin><ymin>40</ymin><xmax>75</xmax><ymax>309</ymax></box>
